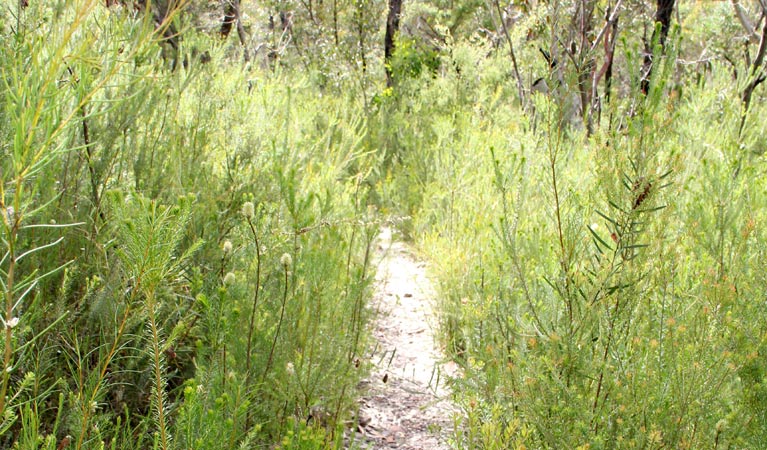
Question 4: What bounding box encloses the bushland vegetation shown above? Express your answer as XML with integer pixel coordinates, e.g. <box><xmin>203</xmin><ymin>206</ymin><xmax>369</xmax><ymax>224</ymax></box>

<box><xmin>1</xmin><ymin>0</ymin><xmax>766</xmax><ymax>449</ymax></box>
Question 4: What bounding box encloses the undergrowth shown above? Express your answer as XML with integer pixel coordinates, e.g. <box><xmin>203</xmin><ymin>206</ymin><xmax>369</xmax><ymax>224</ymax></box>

<box><xmin>0</xmin><ymin>2</ymin><xmax>378</xmax><ymax>448</ymax></box>
<box><xmin>386</xmin><ymin>16</ymin><xmax>767</xmax><ymax>450</ymax></box>
<box><xmin>3</xmin><ymin>1</ymin><xmax>767</xmax><ymax>449</ymax></box>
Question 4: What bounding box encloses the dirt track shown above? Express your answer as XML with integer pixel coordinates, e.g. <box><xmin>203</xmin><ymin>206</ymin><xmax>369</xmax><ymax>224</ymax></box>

<box><xmin>352</xmin><ymin>227</ymin><xmax>459</xmax><ymax>450</ymax></box>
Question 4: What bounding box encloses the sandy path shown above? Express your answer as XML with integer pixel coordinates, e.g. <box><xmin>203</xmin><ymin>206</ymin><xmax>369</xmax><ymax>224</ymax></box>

<box><xmin>352</xmin><ymin>227</ymin><xmax>458</xmax><ymax>449</ymax></box>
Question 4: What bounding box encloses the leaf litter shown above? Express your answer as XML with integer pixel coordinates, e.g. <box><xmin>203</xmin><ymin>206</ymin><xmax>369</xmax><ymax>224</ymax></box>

<box><xmin>349</xmin><ymin>227</ymin><xmax>459</xmax><ymax>450</ymax></box>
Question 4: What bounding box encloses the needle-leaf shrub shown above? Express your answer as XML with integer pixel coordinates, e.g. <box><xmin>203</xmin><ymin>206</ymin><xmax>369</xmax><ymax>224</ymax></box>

<box><xmin>0</xmin><ymin>2</ymin><xmax>378</xmax><ymax>448</ymax></box>
<box><xmin>385</xmin><ymin>25</ymin><xmax>767</xmax><ymax>449</ymax></box>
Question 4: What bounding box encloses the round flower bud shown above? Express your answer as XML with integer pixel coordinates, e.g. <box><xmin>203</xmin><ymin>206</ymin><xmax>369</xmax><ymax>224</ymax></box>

<box><xmin>222</xmin><ymin>240</ymin><xmax>233</xmax><ymax>254</ymax></box>
<box><xmin>223</xmin><ymin>272</ymin><xmax>236</xmax><ymax>286</ymax></box>
<box><xmin>241</xmin><ymin>202</ymin><xmax>255</xmax><ymax>219</ymax></box>
<box><xmin>280</xmin><ymin>253</ymin><xmax>292</xmax><ymax>268</ymax></box>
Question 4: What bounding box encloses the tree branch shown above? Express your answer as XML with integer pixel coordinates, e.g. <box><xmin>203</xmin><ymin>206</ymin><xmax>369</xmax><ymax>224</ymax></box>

<box><xmin>489</xmin><ymin>0</ymin><xmax>525</xmax><ymax>104</ymax></box>
<box><xmin>732</xmin><ymin>0</ymin><xmax>761</xmax><ymax>44</ymax></box>
<box><xmin>589</xmin><ymin>0</ymin><xmax>624</xmax><ymax>54</ymax></box>
<box><xmin>740</xmin><ymin>10</ymin><xmax>767</xmax><ymax>134</ymax></box>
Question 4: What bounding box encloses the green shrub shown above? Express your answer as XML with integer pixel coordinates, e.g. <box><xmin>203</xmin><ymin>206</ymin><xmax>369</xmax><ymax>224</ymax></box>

<box><xmin>0</xmin><ymin>2</ymin><xmax>378</xmax><ymax>448</ymax></box>
<box><xmin>391</xmin><ymin>24</ymin><xmax>767</xmax><ymax>450</ymax></box>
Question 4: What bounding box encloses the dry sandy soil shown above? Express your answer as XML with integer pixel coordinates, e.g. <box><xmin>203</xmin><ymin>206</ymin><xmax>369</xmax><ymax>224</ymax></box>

<box><xmin>350</xmin><ymin>227</ymin><xmax>460</xmax><ymax>450</ymax></box>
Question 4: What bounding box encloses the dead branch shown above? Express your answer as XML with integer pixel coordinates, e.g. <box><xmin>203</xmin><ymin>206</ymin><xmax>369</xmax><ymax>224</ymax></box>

<box><xmin>589</xmin><ymin>0</ymin><xmax>624</xmax><ymax>54</ymax></box>
<box><xmin>740</xmin><ymin>10</ymin><xmax>767</xmax><ymax>134</ymax></box>
<box><xmin>732</xmin><ymin>0</ymin><xmax>761</xmax><ymax>44</ymax></box>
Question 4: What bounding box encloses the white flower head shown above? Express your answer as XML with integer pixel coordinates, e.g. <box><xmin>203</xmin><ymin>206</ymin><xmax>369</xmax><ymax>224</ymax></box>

<box><xmin>223</xmin><ymin>272</ymin><xmax>236</xmax><ymax>286</ymax></box>
<box><xmin>6</xmin><ymin>317</ymin><xmax>19</xmax><ymax>329</ymax></box>
<box><xmin>280</xmin><ymin>253</ymin><xmax>292</xmax><ymax>268</ymax></box>
<box><xmin>242</xmin><ymin>202</ymin><xmax>255</xmax><ymax>219</ymax></box>
<box><xmin>222</xmin><ymin>240</ymin><xmax>233</xmax><ymax>254</ymax></box>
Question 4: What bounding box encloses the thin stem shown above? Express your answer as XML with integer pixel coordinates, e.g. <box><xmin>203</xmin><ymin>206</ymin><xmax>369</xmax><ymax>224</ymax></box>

<box><xmin>147</xmin><ymin>292</ymin><xmax>169</xmax><ymax>450</ymax></box>
<box><xmin>75</xmin><ymin>305</ymin><xmax>132</xmax><ymax>450</ymax></box>
<box><xmin>0</xmin><ymin>247</ymin><xmax>15</xmax><ymax>418</ymax></box>
<box><xmin>0</xmin><ymin>183</ymin><xmax>20</xmax><ymax>419</ymax></box>
<box><xmin>245</xmin><ymin>216</ymin><xmax>262</xmax><ymax>382</ymax></box>
<box><xmin>490</xmin><ymin>0</ymin><xmax>525</xmax><ymax>105</ymax></box>
<box><xmin>592</xmin><ymin>293</ymin><xmax>622</xmax><ymax>432</ymax></box>
<box><xmin>349</xmin><ymin>229</ymin><xmax>373</xmax><ymax>363</ymax></box>
<box><xmin>263</xmin><ymin>261</ymin><xmax>289</xmax><ymax>382</ymax></box>
<box><xmin>547</xmin><ymin>119</ymin><xmax>572</xmax><ymax>325</ymax></box>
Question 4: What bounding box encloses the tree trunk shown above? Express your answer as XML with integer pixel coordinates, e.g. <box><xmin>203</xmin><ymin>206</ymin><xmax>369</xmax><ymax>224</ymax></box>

<box><xmin>740</xmin><ymin>13</ymin><xmax>767</xmax><ymax>135</ymax></box>
<box><xmin>221</xmin><ymin>0</ymin><xmax>247</xmax><ymax>50</ymax></box>
<box><xmin>221</xmin><ymin>0</ymin><xmax>236</xmax><ymax>38</ymax></box>
<box><xmin>384</xmin><ymin>0</ymin><xmax>403</xmax><ymax>87</ymax></box>
<box><xmin>492</xmin><ymin>0</ymin><xmax>525</xmax><ymax>106</ymax></box>
<box><xmin>357</xmin><ymin>5</ymin><xmax>367</xmax><ymax>76</ymax></box>
<box><xmin>575</xmin><ymin>0</ymin><xmax>595</xmax><ymax>129</ymax></box>
<box><xmin>640</xmin><ymin>0</ymin><xmax>676</xmax><ymax>94</ymax></box>
<box><xmin>135</xmin><ymin>0</ymin><xmax>182</xmax><ymax>68</ymax></box>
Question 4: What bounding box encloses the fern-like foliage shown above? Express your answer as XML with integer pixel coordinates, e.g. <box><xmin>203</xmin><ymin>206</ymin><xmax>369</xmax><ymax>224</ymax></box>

<box><xmin>116</xmin><ymin>198</ymin><xmax>200</xmax><ymax>296</ymax></box>
<box><xmin>115</xmin><ymin>196</ymin><xmax>201</xmax><ymax>449</ymax></box>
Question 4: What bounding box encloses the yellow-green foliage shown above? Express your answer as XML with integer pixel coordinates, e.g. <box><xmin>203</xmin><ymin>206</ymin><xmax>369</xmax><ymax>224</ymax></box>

<box><xmin>3</xmin><ymin>1</ymin><xmax>767</xmax><ymax>449</ymax></box>
<box><xmin>0</xmin><ymin>2</ymin><xmax>378</xmax><ymax>448</ymax></box>
<box><xmin>388</xmin><ymin>20</ymin><xmax>767</xmax><ymax>450</ymax></box>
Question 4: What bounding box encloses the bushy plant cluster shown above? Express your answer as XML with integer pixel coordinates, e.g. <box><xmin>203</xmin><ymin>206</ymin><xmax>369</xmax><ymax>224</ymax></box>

<box><xmin>0</xmin><ymin>2</ymin><xmax>378</xmax><ymax>448</ymax></box>
<box><xmin>380</xmin><ymin>8</ymin><xmax>767</xmax><ymax>450</ymax></box>
<box><xmin>3</xmin><ymin>0</ymin><xmax>767</xmax><ymax>448</ymax></box>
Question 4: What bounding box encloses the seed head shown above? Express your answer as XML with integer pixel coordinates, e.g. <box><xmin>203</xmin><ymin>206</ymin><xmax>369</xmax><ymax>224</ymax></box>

<box><xmin>222</xmin><ymin>240</ymin><xmax>233</xmax><ymax>254</ymax></box>
<box><xmin>223</xmin><ymin>272</ymin><xmax>236</xmax><ymax>286</ymax></box>
<box><xmin>242</xmin><ymin>202</ymin><xmax>255</xmax><ymax>219</ymax></box>
<box><xmin>280</xmin><ymin>253</ymin><xmax>292</xmax><ymax>268</ymax></box>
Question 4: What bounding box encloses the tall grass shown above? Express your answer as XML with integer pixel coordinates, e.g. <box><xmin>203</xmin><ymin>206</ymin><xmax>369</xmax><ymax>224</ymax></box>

<box><xmin>4</xmin><ymin>1</ymin><xmax>767</xmax><ymax>449</ymax></box>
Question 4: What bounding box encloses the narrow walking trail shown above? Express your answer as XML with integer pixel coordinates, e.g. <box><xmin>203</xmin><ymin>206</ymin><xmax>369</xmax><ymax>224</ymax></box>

<box><xmin>354</xmin><ymin>227</ymin><xmax>459</xmax><ymax>449</ymax></box>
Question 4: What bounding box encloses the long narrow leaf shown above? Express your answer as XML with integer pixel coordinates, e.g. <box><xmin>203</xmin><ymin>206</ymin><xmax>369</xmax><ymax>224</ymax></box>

<box><xmin>15</xmin><ymin>237</ymin><xmax>64</xmax><ymax>263</ymax></box>
<box><xmin>588</xmin><ymin>226</ymin><xmax>613</xmax><ymax>252</ymax></box>
<box><xmin>595</xmin><ymin>209</ymin><xmax>617</xmax><ymax>225</ymax></box>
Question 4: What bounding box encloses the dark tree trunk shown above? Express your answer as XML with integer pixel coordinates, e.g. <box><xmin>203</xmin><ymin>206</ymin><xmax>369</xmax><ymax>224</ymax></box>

<box><xmin>740</xmin><ymin>15</ymin><xmax>767</xmax><ymax>135</ymax></box>
<box><xmin>640</xmin><ymin>0</ymin><xmax>676</xmax><ymax>94</ymax></box>
<box><xmin>134</xmin><ymin>0</ymin><xmax>182</xmax><ymax>68</ymax></box>
<box><xmin>357</xmin><ymin>7</ymin><xmax>367</xmax><ymax>76</ymax></box>
<box><xmin>575</xmin><ymin>0</ymin><xmax>595</xmax><ymax>128</ymax></box>
<box><xmin>221</xmin><ymin>1</ymin><xmax>237</xmax><ymax>38</ymax></box>
<box><xmin>384</xmin><ymin>0</ymin><xmax>403</xmax><ymax>87</ymax></box>
<box><xmin>654</xmin><ymin>0</ymin><xmax>675</xmax><ymax>47</ymax></box>
<box><xmin>333</xmin><ymin>0</ymin><xmax>339</xmax><ymax>45</ymax></box>
<box><xmin>221</xmin><ymin>0</ymin><xmax>248</xmax><ymax>52</ymax></box>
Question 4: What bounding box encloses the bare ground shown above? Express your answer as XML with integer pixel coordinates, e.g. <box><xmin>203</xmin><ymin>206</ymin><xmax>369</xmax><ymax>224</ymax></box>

<box><xmin>350</xmin><ymin>227</ymin><xmax>459</xmax><ymax>450</ymax></box>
